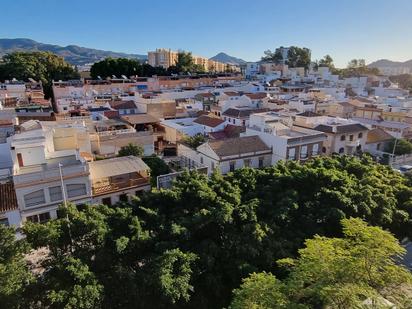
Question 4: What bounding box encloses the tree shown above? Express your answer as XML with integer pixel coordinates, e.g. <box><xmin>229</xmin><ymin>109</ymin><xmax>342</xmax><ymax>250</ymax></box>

<box><xmin>22</xmin><ymin>203</ymin><xmax>199</xmax><ymax>309</ymax></box>
<box><xmin>142</xmin><ymin>155</ymin><xmax>171</xmax><ymax>186</ymax></box>
<box><xmin>385</xmin><ymin>139</ymin><xmax>412</xmax><ymax>156</ymax></box>
<box><xmin>261</xmin><ymin>49</ymin><xmax>283</xmax><ymax>63</ymax></box>
<box><xmin>182</xmin><ymin>134</ymin><xmax>207</xmax><ymax>148</ymax></box>
<box><xmin>337</xmin><ymin>58</ymin><xmax>380</xmax><ymax>77</ymax></box>
<box><xmin>90</xmin><ymin>58</ymin><xmax>168</xmax><ymax>79</ymax></box>
<box><xmin>318</xmin><ymin>54</ymin><xmax>334</xmax><ymax>70</ymax></box>
<box><xmin>287</xmin><ymin>46</ymin><xmax>311</xmax><ymax>69</ymax></box>
<box><xmin>118</xmin><ymin>143</ymin><xmax>144</xmax><ymax>157</ymax></box>
<box><xmin>0</xmin><ymin>51</ymin><xmax>79</xmax><ymax>98</ymax></box>
<box><xmin>175</xmin><ymin>51</ymin><xmax>195</xmax><ymax>73</ymax></box>
<box><xmin>0</xmin><ymin>224</ymin><xmax>33</xmax><ymax>309</ymax></box>
<box><xmin>230</xmin><ymin>218</ymin><xmax>412</xmax><ymax>309</ymax></box>
<box><xmin>389</xmin><ymin>74</ymin><xmax>412</xmax><ymax>93</ymax></box>
<box><xmin>12</xmin><ymin>155</ymin><xmax>412</xmax><ymax>309</ymax></box>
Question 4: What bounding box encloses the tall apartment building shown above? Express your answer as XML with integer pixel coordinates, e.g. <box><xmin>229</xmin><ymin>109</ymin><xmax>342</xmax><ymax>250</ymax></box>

<box><xmin>148</xmin><ymin>48</ymin><xmax>179</xmax><ymax>69</ymax></box>
<box><xmin>147</xmin><ymin>48</ymin><xmax>238</xmax><ymax>72</ymax></box>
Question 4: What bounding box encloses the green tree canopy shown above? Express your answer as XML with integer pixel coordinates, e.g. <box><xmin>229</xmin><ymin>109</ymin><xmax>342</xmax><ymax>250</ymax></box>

<box><xmin>286</xmin><ymin>46</ymin><xmax>311</xmax><ymax>69</ymax></box>
<box><xmin>0</xmin><ymin>51</ymin><xmax>79</xmax><ymax>98</ymax></box>
<box><xmin>142</xmin><ymin>155</ymin><xmax>171</xmax><ymax>186</ymax></box>
<box><xmin>90</xmin><ymin>58</ymin><xmax>167</xmax><ymax>79</ymax></box>
<box><xmin>0</xmin><ymin>224</ymin><xmax>32</xmax><ymax>309</ymax></box>
<box><xmin>6</xmin><ymin>155</ymin><xmax>412</xmax><ymax>309</ymax></box>
<box><xmin>318</xmin><ymin>54</ymin><xmax>334</xmax><ymax>70</ymax></box>
<box><xmin>230</xmin><ymin>218</ymin><xmax>412</xmax><ymax>309</ymax></box>
<box><xmin>334</xmin><ymin>58</ymin><xmax>380</xmax><ymax>77</ymax></box>
<box><xmin>182</xmin><ymin>133</ymin><xmax>207</xmax><ymax>149</ymax></box>
<box><xmin>118</xmin><ymin>143</ymin><xmax>144</xmax><ymax>157</ymax></box>
<box><xmin>385</xmin><ymin>138</ymin><xmax>412</xmax><ymax>156</ymax></box>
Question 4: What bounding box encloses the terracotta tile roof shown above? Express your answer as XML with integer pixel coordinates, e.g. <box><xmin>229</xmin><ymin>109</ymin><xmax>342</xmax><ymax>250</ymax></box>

<box><xmin>223</xmin><ymin>108</ymin><xmax>269</xmax><ymax>118</ymax></box>
<box><xmin>244</xmin><ymin>92</ymin><xmax>267</xmax><ymax>100</ymax></box>
<box><xmin>193</xmin><ymin>115</ymin><xmax>225</xmax><ymax>127</ymax></box>
<box><xmin>297</xmin><ymin>111</ymin><xmax>321</xmax><ymax>117</ymax></box>
<box><xmin>314</xmin><ymin>123</ymin><xmax>369</xmax><ymax>134</ymax></box>
<box><xmin>121</xmin><ymin>113</ymin><xmax>160</xmax><ymax>125</ymax></box>
<box><xmin>208</xmin><ymin>124</ymin><xmax>246</xmax><ymax>140</ymax></box>
<box><xmin>205</xmin><ymin>135</ymin><xmax>271</xmax><ymax>158</ymax></box>
<box><xmin>0</xmin><ymin>120</ymin><xmax>13</xmax><ymax>126</ymax></box>
<box><xmin>109</xmin><ymin>100</ymin><xmax>136</xmax><ymax>110</ymax></box>
<box><xmin>366</xmin><ymin>128</ymin><xmax>393</xmax><ymax>144</ymax></box>
<box><xmin>223</xmin><ymin>91</ymin><xmax>240</xmax><ymax>97</ymax></box>
<box><xmin>197</xmin><ymin>93</ymin><xmax>214</xmax><ymax>98</ymax></box>
<box><xmin>0</xmin><ymin>182</ymin><xmax>18</xmax><ymax>213</ymax></box>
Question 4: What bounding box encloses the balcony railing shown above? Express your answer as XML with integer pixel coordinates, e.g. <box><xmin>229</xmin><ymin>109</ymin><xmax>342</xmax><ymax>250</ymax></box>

<box><xmin>92</xmin><ymin>177</ymin><xmax>150</xmax><ymax>195</ymax></box>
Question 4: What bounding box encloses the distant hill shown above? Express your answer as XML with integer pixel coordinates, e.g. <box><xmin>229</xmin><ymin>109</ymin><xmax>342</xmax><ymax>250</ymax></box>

<box><xmin>209</xmin><ymin>52</ymin><xmax>246</xmax><ymax>65</ymax></box>
<box><xmin>368</xmin><ymin>59</ymin><xmax>412</xmax><ymax>75</ymax></box>
<box><xmin>0</xmin><ymin>38</ymin><xmax>147</xmax><ymax>66</ymax></box>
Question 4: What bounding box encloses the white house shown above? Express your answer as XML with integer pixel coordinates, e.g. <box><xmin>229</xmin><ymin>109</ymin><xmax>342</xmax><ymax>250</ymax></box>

<box><xmin>196</xmin><ymin>135</ymin><xmax>272</xmax><ymax>174</ymax></box>
<box><xmin>244</xmin><ymin>112</ymin><xmax>327</xmax><ymax>163</ymax></box>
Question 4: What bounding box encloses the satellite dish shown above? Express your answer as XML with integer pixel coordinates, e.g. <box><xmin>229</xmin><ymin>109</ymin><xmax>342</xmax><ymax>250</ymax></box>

<box><xmin>112</xmin><ymin>75</ymin><xmax>117</xmax><ymax>79</ymax></box>
<box><xmin>97</xmin><ymin>76</ymin><xmax>102</xmax><ymax>80</ymax></box>
<box><xmin>121</xmin><ymin>75</ymin><xmax>128</xmax><ymax>80</ymax></box>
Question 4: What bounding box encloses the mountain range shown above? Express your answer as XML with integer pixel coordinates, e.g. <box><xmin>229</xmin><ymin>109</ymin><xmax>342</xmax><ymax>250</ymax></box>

<box><xmin>368</xmin><ymin>59</ymin><xmax>412</xmax><ymax>70</ymax></box>
<box><xmin>0</xmin><ymin>38</ymin><xmax>147</xmax><ymax>66</ymax></box>
<box><xmin>209</xmin><ymin>52</ymin><xmax>247</xmax><ymax>65</ymax></box>
<box><xmin>0</xmin><ymin>38</ymin><xmax>247</xmax><ymax>67</ymax></box>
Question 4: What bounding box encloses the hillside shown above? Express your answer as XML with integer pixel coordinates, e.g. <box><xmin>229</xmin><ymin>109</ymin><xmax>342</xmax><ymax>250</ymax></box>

<box><xmin>0</xmin><ymin>38</ymin><xmax>147</xmax><ymax>66</ymax></box>
<box><xmin>209</xmin><ymin>52</ymin><xmax>246</xmax><ymax>65</ymax></box>
<box><xmin>368</xmin><ymin>59</ymin><xmax>412</xmax><ymax>68</ymax></box>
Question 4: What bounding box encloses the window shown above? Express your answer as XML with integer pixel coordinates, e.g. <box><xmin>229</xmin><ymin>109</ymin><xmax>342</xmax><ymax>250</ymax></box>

<box><xmin>119</xmin><ymin>194</ymin><xmax>128</xmax><ymax>202</ymax></box>
<box><xmin>24</xmin><ymin>190</ymin><xmax>46</xmax><ymax>207</ymax></box>
<box><xmin>49</xmin><ymin>186</ymin><xmax>62</xmax><ymax>202</ymax></box>
<box><xmin>288</xmin><ymin>147</ymin><xmax>296</xmax><ymax>160</ymax></box>
<box><xmin>229</xmin><ymin>161</ymin><xmax>235</xmax><ymax>172</ymax></box>
<box><xmin>376</xmin><ymin>143</ymin><xmax>381</xmax><ymax>150</ymax></box>
<box><xmin>26</xmin><ymin>212</ymin><xmax>50</xmax><ymax>224</ymax></box>
<box><xmin>300</xmin><ymin>145</ymin><xmax>308</xmax><ymax>159</ymax></box>
<box><xmin>312</xmin><ymin>144</ymin><xmax>319</xmax><ymax>156</ymax></box>
<box><xmin>358</xmin><ymin>132</ymin><xmax>363</xmax><ymax>138</ymax></box>
<box><xmin>339</xmin><ymin>147</ymin><xmax>345</xmax><ymax>154</ymax></box>
<box><xmin>211</xmin><ymin>161</ymin><xmax>215</xmax><ymax>170</ymax></box>
<box><xmin>322</xmin><ymin>147</ymin><xmax>326</xmax><ymax>153</ymax></box>
<box><xmin>135</xmin><ymin>190</ymin><xmax>144</xmax><ymax>197</ymax></box>
<box><xmin>242</xmin><ymin>120</ymin><xmax>246</xmax><ymax>126</ymax></box>
<box><xmin>66</xmin><ymin>184</ymin><xmax>87</xmax><ymax>198</ymax></box>
<box><xmin>258</xmin><ymin>157</ymin><xmax>264</xmax><ymax>168</ymax></box>
<box><xmin>244</xmin><ymin>159</ymin><xmax>251</xmax><ymax>167</ymax></box>
<box><xmin>349</xmin><ymin>135</ymin><xmax>354</xmax><ymax>141</ymax></box>
<box><xmin>0</xmin><ymin>218</ymin><xmax>9</xmax><ymax>226</ymax></box>
<box><xmin>340</xmin><ymin>135</ymin><xmax>346</xmax><ymax>141</ymax></box>
<box><xmin>102</xmin><ymin>197</ymin><xmax>112</xmax><ymax>206</ymax></box>
<box><xmin>200</xmin><ymin>156</ymin><xmax>204</xmax><ymax>164</ymax></box>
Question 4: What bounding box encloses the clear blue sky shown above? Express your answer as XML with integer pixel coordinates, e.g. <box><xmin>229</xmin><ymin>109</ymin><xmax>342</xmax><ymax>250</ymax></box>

<box><xmin>2</xmin><ymin>0</ymin><xmax>412</xmax><ymax>67</ymax></box>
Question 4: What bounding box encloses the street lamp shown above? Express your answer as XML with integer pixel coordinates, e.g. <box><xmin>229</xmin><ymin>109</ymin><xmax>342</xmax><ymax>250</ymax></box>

<box><xmin>58</xmin><ymin>163</ymin><xmax>67</xmax><ymax>206</ymax></box>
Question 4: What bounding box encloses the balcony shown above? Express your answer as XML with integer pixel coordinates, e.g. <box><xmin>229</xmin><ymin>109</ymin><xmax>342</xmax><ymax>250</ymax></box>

<box><xmin>346</xmin><ymin>139</ymin><xmax>361</xmax><ymax>147</ymax></box>
<box><xmin>92</xmin><ymin>174</ymin><xmax>150</xmax><ymax>196</ymax></box>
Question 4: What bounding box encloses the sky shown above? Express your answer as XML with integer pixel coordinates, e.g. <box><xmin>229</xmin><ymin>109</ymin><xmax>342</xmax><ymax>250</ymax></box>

<box><xmin>2</xmin><ymin>0</ymin><xmax>412</xmax><ymax>67</ymax></box>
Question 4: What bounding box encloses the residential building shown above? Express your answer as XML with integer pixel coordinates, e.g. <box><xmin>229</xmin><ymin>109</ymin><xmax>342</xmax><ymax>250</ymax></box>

<box><xmin>89</xmin><ymin>156</ymin><xmax>150</xmax><ymax>205</ymax></box>
<box><xmin>0</xmin><ymin>181</ymin><xmax>21</xmax><ymax>228</ymax></box>
<box><xmin>364</xmin><ymin>128</ymin><xmax>393</xmax><ymax>156</ymax></box>
<box><xmin>194</xmin><ymin>136</ymin><xmax>272</xmax><ymax>174</ymax></box>
<box><xmin>9</xmin><ymin>127</ymin><xmax>92</xmax><ymax>224</ymax></box>
<box><xmin>244</xmin><ymin>112</ymin><xmax>327</xmax><ymax>163</ymax></box>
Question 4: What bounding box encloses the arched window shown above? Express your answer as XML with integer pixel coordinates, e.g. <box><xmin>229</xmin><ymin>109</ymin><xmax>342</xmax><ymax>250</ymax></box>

<box><xmin>339</xmin><ymin>147</ymin><xmax>345</xmax><ymax>154</ymax></box>
<box><xmin>358</xmin><ymin>132</ymin><xmax>363</xmax><ymax>138</ymax></box>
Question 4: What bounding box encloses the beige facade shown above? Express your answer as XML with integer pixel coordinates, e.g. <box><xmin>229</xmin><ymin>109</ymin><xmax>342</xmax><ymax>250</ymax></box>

<box><xmin>148</xmin><ymin>48</ymin><xmax>179</xmax><ymax>69</ymax></box>
<box><xmin>147</xmin><ymin>48</ymin><xmax>239</xmax><ymax>72</ymax></box>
